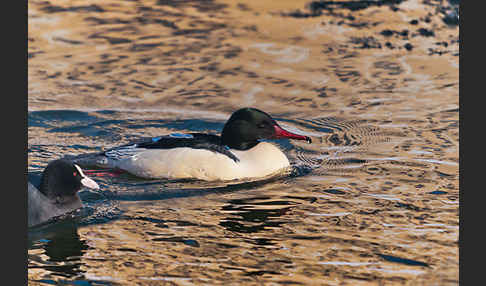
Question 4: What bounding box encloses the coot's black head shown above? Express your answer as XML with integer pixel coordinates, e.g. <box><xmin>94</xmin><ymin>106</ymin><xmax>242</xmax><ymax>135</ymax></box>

<box><xmin>221</xmin><ymin>107</ymin><xmax>311</xmax><ymax>150</ymax></box>
<box><xmin>39</xmin><ymin>159</ymin><xmax>99</xmax><ymax>199</ymax></box>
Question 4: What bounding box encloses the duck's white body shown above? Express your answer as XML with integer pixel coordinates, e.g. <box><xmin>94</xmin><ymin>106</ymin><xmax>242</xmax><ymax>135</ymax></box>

<box><xmin>68</xmin><ymin>108</ymin><xmax>311</xmax><ymax>181</ymax></box>
<box><xmin>111</xmin><ymin>142</ymin><xmax>290</xmax><ymax>181</ymax></box>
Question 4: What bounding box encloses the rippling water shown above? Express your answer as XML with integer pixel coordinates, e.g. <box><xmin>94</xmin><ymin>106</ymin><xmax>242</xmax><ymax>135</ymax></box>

<box><xmin>28</xmin><ymin>0</ymin><xmax>458</xmax><ymax>285</ymax></box>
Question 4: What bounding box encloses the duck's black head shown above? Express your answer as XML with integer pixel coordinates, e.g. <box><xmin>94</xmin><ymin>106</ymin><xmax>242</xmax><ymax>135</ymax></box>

<box><xmin>221</xmin><ymin>107</ymin><xmax>312</xmax><ymax>150</ymax></box>
<box><xmin>39</xmin><ymin>159</ymin><xmax>99</xmax><ymax>200</ymax></box>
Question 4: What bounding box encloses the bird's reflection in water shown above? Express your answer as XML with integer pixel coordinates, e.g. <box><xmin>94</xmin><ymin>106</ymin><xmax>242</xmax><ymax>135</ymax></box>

<box><xmin>219</xmin><ymin>196</ymin><xmax>294</xmax><ymax>239</ymax></box>
<box><xmin>28</xmin><ymin>218</ymin><xmax>89</xmax><ymax>279</ymax></box>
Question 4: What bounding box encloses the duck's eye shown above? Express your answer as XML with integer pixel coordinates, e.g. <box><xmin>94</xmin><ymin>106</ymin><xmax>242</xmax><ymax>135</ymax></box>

<box><xmin>73</xmin><ymin>172</ymin><xmax>77</xmax><ymax>177</ymax></box>
<box><xmin>257</xmin><ymin>122</ymin><xmax>267</xmax><ymax>128</ymax></box>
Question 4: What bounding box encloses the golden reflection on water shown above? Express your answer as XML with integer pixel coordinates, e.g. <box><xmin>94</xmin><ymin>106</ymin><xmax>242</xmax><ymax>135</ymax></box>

<box><xmin>28</xmin><ymin>0</ymin><xmax>458</xmax><ymax>285</ymax></box>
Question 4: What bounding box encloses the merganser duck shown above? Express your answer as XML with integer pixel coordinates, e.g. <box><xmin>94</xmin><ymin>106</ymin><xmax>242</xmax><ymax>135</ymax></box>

<box><xmin>28</xmin><ymin>159</ymin><xmax>100</xmax><ymax>228</ymax></box>
<box><xmin>70</xmin><ymin>108</ymin><xmax>312</xmax><ymax>181</ymax></box>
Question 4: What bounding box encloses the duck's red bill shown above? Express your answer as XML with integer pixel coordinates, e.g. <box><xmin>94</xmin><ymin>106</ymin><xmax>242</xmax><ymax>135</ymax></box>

<box><xmin>82</xmin><ymin>169</ymin><xmax>124</xmax><ymax>177</ymax></box>
<box><xmin>273</xmin><ymin>124</ymin><xmax>312</xmax><ymax>143</ymax></box>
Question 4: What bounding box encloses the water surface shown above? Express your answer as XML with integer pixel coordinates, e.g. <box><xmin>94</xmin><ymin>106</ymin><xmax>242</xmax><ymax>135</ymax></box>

<box><xmin>28</xmin><ymin>0</ymin><xmax>458</xmax><ymax>285</ymax></box>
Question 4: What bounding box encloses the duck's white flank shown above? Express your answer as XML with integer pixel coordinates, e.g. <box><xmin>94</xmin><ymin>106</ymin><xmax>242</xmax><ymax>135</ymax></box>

<box><xmin>112</xmin><ymin>142</ymin><xmax>291</xmax><ymax>181</ymax></box>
